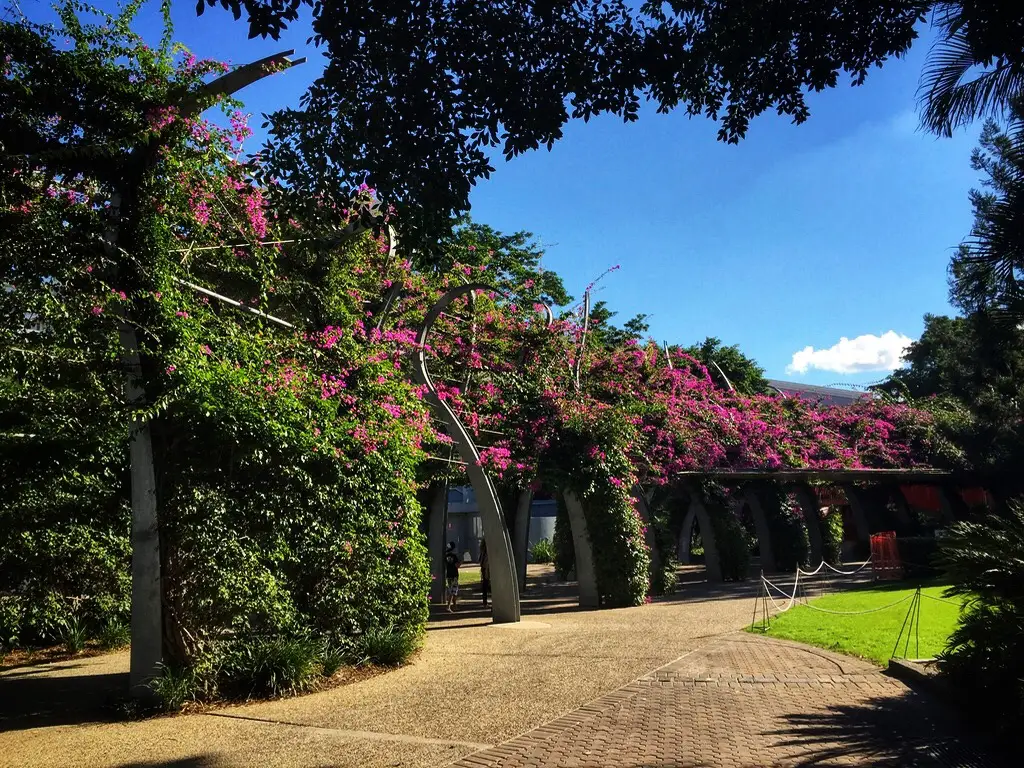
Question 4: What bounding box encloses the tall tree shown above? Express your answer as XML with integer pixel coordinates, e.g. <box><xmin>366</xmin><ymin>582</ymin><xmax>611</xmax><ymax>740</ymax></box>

<box><xmin>948</xmin><ymin>100</ymin><xmax>1024</xmax><ymax>321</ymax></box>
<box><xmin>190</xmin><ymin>1</ymin><xmax>1024</xmax><ymax>244</ymax></box>
<box><xmin>677</xmin><ymin>337</ymin><xmax>769</xmax><ymax>396</ymax></box>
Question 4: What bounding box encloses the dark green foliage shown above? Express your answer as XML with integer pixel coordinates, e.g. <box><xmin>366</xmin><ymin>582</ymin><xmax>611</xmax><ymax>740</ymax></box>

<box><xmin>529</xmin><ymin>538</ymin><xmax>556</xmax><ymax>564</ymax></box>
<box><xmin>356</xmin><ymin>626</ymin><xmax>422</xmax><ymax>667</ymax></box>
<box><xmin>649</xmin><ymin>512</ymin><xmax>679</xmax><ymax>596</ymax></box>
<box><xmin>820</xmin><ymin>509</ymin><xmax>844</xmax><ymax>565</ymax></box>
<box><xmin>896</xmin><ymin>536</ymin><xmax>941</xmax><ymax>577</ymax></box>
<box><xmin>318</xmin><ymin>641</ymin><xmax>348</xmax><ymax>678</ymax></box>
<box><xmin>97</xmin><ymin>618</ymin><xmax>132</xmax><ymax>651</ymax></box>
<box><xmin>938</xmin><ymin>503</ymin><xmax>1024</xmax><ymax>736</ymax></box>
<box><xmin>254</xmin><ymin>0</ymin><xmax>935</xmax><ymax>245</ymax></box>
<box><xmin>553</xmin><ymin>497</ymin><xmax>575</xmax><ymax>580</ymax></box>
<box><xmin>676</xmin><ymin>337</ymin><xmax>770</xmax><ymax>396</ymax></box>
<box><xmin>217</xmin><ymin>636</ymin><xmax>325</xmax><ymax>698</ymax></box>
<box><xmin>149</xmin><ymin>664</ymin><xmax>208</xmax><ymax>712</ymax></box>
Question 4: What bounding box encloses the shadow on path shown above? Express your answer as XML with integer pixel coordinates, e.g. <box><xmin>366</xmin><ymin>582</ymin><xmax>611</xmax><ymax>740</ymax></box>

<box><xmin>0</xmin><ymin>669</ymin><xmax>128</xmax><ymax>732</ymax></box>
<box><xmin>768</xmin><ymin>687</ymin><xmax>1011</xmax><ymax>767</ymax></box>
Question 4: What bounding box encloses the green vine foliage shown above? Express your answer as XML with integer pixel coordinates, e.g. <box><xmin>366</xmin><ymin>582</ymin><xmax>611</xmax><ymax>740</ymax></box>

<box><xmin>753</xmin><ymin>485</ymin><xmax>810</xmax><ymax>572</ymax></box>
<box><xmin>542</xmin><ymin>406</ymin><xmax>650</xmax><ymax>607</ymax></box>
<box><xmin>2</xmin><ymin>5</ymin><xmax>430</xmax><ymax>668</ymax></box>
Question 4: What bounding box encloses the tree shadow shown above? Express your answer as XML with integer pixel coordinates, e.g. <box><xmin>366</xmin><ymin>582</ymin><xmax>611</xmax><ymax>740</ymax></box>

<box><xmin>0</xmin><ymin>669</ymin><xmax>129</xmax><ymax>732</ymax></box>
<box><xmin>113</xmin><ymin>760</ymin><xmax>218</xmax><ymax>768</ymax></box>
<box><xmin>768</xmin><ymin>687</ymin><xmax>1011</xmax><ymax>767</ymax></box>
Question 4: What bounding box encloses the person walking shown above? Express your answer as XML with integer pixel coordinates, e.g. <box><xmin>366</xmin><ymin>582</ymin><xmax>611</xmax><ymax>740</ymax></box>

<box><xmin>479</xmin><ymin>537</ymin><xmax>490</xmax><ymax>608</ymax></box>
<box><xmin>444</xmin><ymin>542</ymin><xmax>460</xmax><ymax>611</ymax></box>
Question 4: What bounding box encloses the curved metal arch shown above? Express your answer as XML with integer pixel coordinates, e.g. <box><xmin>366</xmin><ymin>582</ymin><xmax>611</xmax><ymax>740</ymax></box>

<box><xmin>412</xmin><ymin>284</ymin><xmax>521</xmax><ymax>622</ymax></box>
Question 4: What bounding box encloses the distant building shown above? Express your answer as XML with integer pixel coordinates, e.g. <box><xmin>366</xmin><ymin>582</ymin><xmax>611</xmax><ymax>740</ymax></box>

<box><xmin>444</xmin><ymin>486</ymin><xmax>557</xmax><ymax>562</ymax></box>
<box><xmin>766</xmin><ymin>379</ymin><xmax>871</xmax><ymax>407</ymax></box>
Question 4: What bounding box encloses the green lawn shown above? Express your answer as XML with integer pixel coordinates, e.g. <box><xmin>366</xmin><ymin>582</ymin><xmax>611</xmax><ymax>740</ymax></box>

<box><xmin>757</xmin><ymin>583</ymin><xmax>965</xmax><ymax>666</ymax></box>
<box><xmin>457</xmin><ymin>566</ymin><xmax>481</xmax><ymax>586</ymax></box>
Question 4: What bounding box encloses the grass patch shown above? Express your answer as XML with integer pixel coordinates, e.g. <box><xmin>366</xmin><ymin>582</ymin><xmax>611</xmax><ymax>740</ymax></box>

<box><xmin>455</xmin><ymin>566</ymin><xmax>481</xmax><ymax>586</ymax></box>
<box><xmin>756</xmin><ymin>582</ymin><xmax>964</xmax><ymax>666</ymax></box>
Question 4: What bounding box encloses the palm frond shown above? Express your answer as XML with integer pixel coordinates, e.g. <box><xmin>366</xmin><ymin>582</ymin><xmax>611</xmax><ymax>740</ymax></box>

<box><xmin>918</xmin><ymin>10</ymin><xmax>1024</xmax><ymax>136</ymax></box>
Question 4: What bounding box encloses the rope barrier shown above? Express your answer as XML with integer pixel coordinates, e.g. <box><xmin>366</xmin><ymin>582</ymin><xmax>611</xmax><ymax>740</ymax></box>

<box><xmin>799</xmin><ymin>593</ymin><xmax>914</xmax><ymax>615</ymax></box>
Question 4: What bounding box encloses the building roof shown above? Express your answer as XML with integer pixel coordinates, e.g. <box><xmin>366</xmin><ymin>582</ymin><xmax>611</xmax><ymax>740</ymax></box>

<box><xmin>766</xmin><ymin>379</ymin><xmax>871</xmax><ymax>407</ymax></box>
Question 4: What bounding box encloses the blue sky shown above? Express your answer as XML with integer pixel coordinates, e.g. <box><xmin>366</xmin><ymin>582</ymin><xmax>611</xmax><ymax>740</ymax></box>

<box><xmin>25</xmin><ymin>1</ymin><xmax>984</xmax><ymax>388</ymax></box>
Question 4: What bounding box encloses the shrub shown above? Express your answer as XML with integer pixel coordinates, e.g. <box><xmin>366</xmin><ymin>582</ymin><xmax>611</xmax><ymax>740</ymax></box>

<box><xmin>318</xmin><ymin>641</ymin><xmax>348</xmax><ymax>678</ymax></box>
<box><xmin>530</xmin><ymin>538</ymin><xmax>555</xmax><ymax>564</ymax></box>
<box><xmin>938</xmin><ymin>503</ymin><xmax>1024</xmax><ymax>737</ymax></box>
<box><xmin>150</xmin><ymin>664</ymin><xmax>210</xmax><ymax>712</ymax></box>
<box><xmin>218</xmin><ymin>636</ymin><xmax>324</xmax><ymax>698</ymax></box>
<box><xmin>0</xmin><ymin>597</ymin><xmax>22</xmax><ymax>653</ymax></box>
<box><xmin>60</xmin><ymin>615</ymin><xmax>88</xmax><ymax>653</ymax></box>
<box><xmin>757</xmin><ymin>488</ymin><xmax>810</xmax><ymax>572</ymax></box>
<box><xmin>97</xmin><ymin>618</ymin><xmax>131</xmax><ymax>650</ymax></box>
<box><xmin>357</xmin><ymin>626</ymin><xmax>422</xmax><ymax>667</ymax></box>
<box><xmin>650</xmin><ymin>554</ymin><xmax>679</xmax><ymax>596</ymax></box>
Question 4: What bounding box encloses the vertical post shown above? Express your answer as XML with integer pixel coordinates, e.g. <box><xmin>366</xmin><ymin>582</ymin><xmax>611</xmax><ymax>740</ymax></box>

<box><xmin>839</xmin><ymin>484</ymin><xmax>873</xmax><ymax>549</ymax></box>
<box><xmin>427</xmin><ymin>482</ymin><xmax>449</xmax><ymax>605</ymax></box>
<box><xmin>681</xmin><ymin>482</ymin><xmax>722</xmax><ymax>582</ymax></box>
<box><xmin>633</xmin><ymin>487</ymin><xmax>661</xmax><ymax>582</ymax></box>
<box><xmin>790</xmin><ymin>484</ymin><xmax>825</xmax><ymax>565</ymax></box>
<box><xmin>512</xmin><ymin>489</ymin><xmax>533</xmax><ymax>591</ymax></box>
<box><xmin>742</xmin><ymin>485</ymin><xmax>777</xmax><ymax>573</ymax></box>
<box><xmin>677</xmin><ymin>506</ymin><xmax>697</xmax><ymax>564</ymax></box>
<box><xmin>122</xmin><ymin>324</ymin><xmax>163</xmax><ymax>697</ymax></box>
<box><xmin>562</xmin><ymin>490</ymin><xmax>600</xmax><ymax>608</ymax></box>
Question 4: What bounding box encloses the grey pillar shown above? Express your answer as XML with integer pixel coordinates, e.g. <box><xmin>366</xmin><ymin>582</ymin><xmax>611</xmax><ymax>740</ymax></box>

<box><xmin>413</xmin><ymin>284</ymin><xmax>520</xmax><ymax>623</ymax></box>
<box><xmin>790</xmin><ymin>484</ymin><xmax>825</xmax><ymax>565</ymax></box>
<box><xmin>936</xmin><ymin>485</ymin><xmax>968</xmax><ymax>523</ymax></box>
<box><xmin>840</xmin><ymin>484</ymin><xmax>874</xmax><ymax>546</ymax></box>
<box><xmin>562</xmin><ymin>490</ymin><xmax>600</xmax><ymax>608</ymax></box>
<box><xmin>888</xmin><ymin>485</ymin><xmax>914</xmax><ymax>529</ymax></box>
<box><xmin>512</xmin><ymin>489</ymin><xmax>533</xmax><ymax>591</ymax></box>
<box><xmin>677</xmin><ymin>506</ymin><xmax>697</xmax><ymax>564</ymax></box>
<box><xmin>681</xmin><ymin>483</ymin><xmax>722</xmax><ymax>582</ymax></box>
<box><xmin>633</xmin><ymin>487</ymin><xmax>661</xmax><ymax>580</ymax></box>
<box><xmin>427</xmin><ymin>482</ymin><xmax>448</xmax><ymax>604</ymax></box>
<box><xmin>741</xmin><ymin>486</ymin><xmax>777</xmax><ymax>573</ymax></box>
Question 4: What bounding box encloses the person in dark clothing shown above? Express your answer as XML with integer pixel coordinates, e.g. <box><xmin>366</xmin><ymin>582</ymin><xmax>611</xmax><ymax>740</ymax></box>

<box><xmin>479</xmin><ymin>538</ymin><xmax>490</xmax><ymax>608</ymax></box>
<box><xmin>444</xmin><ymin>542</ymin><xmax>460</xmax><ymax>611</ymax></box>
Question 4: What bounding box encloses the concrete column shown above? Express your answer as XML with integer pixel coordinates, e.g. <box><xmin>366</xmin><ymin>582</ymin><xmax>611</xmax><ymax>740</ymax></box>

<box><xmin>677</xmin><ymin>506</ymin><xmax>697</xmax><ymax>564</ymax></box>
<box><xmin>840</xmin><ymin>484</ymin><xmax>874</xmax><ymax>548</ymax></box>
<box><xmin>427</xmin><ymin>482</ymin><xmax>448</xmax><ymax>605</ymax></box>
<box><xmin>790</xmin><ymin>484</ymin><xmax>825</xmax><ymax>565</ymax></box>
<box><xmin>741</xmin><ymin>486</ymin><xmax>777</xmax><ymax>573</ymax></box>
<box><xmin>512</xmin><ymin>489</ymin><xmax>533</xmax><ymax>591</ymax></box>
<box><xmin>633</xmin><ymin>487</ymin><xmax>661</xmax><ymax>580</ymax></box>
<box><xmin>936</xmin><ymin>484</ymin><xmax>968</xmax><ymax>523</ymax></box>
<box><xmin>888</xmin><ymin>485</ymin><xmax>914</xmax><ymax>530</ymax></box>
<box><xmin>562</xmin><ymin>490</ymin><xmax>600</xmax><ymax>608</ymax></box>
<box><xmin>680</xmin><ymin>483</ymin><xmax>722</xmax><ymax>582</ymax></box>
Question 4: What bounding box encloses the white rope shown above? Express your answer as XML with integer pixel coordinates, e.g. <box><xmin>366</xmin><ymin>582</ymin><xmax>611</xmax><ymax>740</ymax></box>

<box><xmin>796</xmin><ymin>557</ymin><xmax>873</xmax><ymax>578</ymax></box>
<box><xmin>800</xmin><ymin>593</ymin><xmax>914</xmax><ymax>615</ymax></box>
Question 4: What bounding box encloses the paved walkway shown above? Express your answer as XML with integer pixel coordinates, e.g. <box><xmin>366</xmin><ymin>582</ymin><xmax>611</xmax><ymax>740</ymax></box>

<box><xmin>0</xmin><ymin>569</ymin><xmax>1004</xmax><ymax>767</ymax></box>
<box><xmin>450</xmin><ymin>633</ymin><xmax>999</xmax><ymax>768</ymax></box>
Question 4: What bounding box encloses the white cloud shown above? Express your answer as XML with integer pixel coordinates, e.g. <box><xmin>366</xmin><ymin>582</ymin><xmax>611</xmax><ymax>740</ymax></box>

<box><xmin>786</xmin><ymin>331</ymin><xmax>913</xmax><ymax>375</ymax></box>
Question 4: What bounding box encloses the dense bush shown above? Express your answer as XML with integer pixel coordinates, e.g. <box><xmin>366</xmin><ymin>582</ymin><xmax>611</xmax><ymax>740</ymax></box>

<box><xmin>938</xmin><ymin>504</ymin><xmax>1024</xmax><ymax>737</ymax></box>
<box><xmin>530</xmin><ymin>538</ymin><xmax>556</xmax><ymax>564</ymax></box>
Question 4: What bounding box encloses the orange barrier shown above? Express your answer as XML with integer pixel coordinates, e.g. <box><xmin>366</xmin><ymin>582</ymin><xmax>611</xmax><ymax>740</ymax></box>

<box><xmin>870</xmin><ymin>531</ymin><xmax>903</xmax><ymax>580</ymax></box>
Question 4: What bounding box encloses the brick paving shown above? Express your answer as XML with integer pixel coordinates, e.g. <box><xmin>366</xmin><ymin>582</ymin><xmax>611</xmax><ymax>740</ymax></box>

<box><xmin>450</xmin><ymin>633</ymin><xmax>1003</xmax><ymax>768</ymax></box>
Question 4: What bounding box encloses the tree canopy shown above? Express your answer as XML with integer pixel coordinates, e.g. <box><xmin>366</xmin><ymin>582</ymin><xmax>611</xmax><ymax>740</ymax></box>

<box><xmin>190</xmin><ymin>1</ymin><xmax>1024</xmax><ymax>245</ymax></box>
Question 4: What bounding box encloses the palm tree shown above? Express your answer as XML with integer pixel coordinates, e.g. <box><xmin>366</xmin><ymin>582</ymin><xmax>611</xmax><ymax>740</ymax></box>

<box><xmin>918</xmin><ymin>2</ymin><xmax>1024</xmax><ymax>137</ymax></box>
